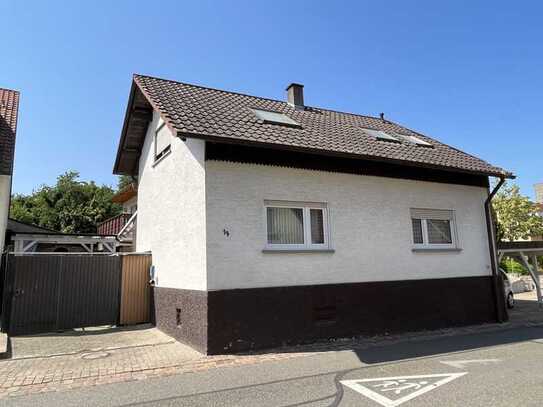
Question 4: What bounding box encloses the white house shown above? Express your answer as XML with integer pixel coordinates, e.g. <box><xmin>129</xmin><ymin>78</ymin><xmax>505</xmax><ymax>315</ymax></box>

<box><xmin>113</xmin><ymin>74</ymin><xmax>513</xmax><ymax>354</ymax></box>
<box><xmin>0</xmin><ymin>88</ymin><xmax>19</xmax><ymax>254</ymax></box>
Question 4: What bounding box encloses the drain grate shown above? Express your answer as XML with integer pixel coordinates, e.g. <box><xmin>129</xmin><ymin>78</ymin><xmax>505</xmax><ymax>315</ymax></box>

<box><xmin>80</xmin><ymin>350</ymin><xmax>111</xmax><ymax>360</ymax></box>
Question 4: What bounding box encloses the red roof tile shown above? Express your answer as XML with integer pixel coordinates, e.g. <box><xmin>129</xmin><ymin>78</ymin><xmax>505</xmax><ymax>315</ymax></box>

<box><xmin>0</xmin><ymin>88</ymin><xmax>20</xmax><ymax>176</ymax></box>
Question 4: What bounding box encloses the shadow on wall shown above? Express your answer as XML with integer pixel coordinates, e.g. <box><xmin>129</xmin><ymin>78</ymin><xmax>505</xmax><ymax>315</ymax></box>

<box><xmin>234</xmin><ymin>303</ymin><xmax>540</xmax><ymax>367</ymax></box>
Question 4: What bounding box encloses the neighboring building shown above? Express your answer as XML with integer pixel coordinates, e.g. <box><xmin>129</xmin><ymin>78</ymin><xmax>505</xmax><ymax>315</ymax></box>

<box><xmin>535</xmin><ymin>183</ymin><xmax>543</xmax><ymax>205</ymax></box>
<box><xmin>532</xmin><ymin>183</ymin><xmax>543</xmax><ymax>241</ymax></box>
<box><xmin>97</xmin><ymin>183</ymin><xmax>137</xmax><ymax>250</ymax></box>
<box><xmin>0</xmin><ymin>88</ymin><xmax>19</xmax><ymax>253</ymax></box>
<box><xmin>113</xmin><ymin>74</ymin><xmax>513</xmax><ymax>354</ymax></box>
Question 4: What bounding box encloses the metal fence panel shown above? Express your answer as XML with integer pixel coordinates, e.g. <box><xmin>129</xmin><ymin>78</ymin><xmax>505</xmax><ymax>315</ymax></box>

<box><xmin>57</xmin><ymin>256</ymin><xmax>122</xmax><ymax>330</ymax></box>
<box><xmin>9</xmin><ymin>255</ymin><xmax>61</xmax><ymax>335</ymax></box>
<box><xmin>6</xmin><ymin>254</ymin><xmax>122</xmax><ymax>335</ymax></box>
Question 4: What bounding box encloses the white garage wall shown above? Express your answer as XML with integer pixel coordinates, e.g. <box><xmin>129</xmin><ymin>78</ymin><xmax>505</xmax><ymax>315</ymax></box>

<box><xmin>205</xmin><ymin>161</ymin><xmax>492</xmax><ymax>290</ymax></box>
<box><xmin>136</xmin><ymin>112</ymin><xmax>207</xmax><ymax>290</ymax></box>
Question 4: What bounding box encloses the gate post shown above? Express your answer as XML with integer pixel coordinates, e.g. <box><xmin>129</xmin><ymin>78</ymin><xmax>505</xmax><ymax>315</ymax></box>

<box><xmin>1</xmin><ymin>254</ymin><xmax>14</xmax><ymax>333</ymax></box>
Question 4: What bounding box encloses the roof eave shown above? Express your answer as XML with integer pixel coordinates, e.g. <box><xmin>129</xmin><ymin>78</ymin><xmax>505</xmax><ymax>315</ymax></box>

<box><xmin>113</xmin><ymin>81</ymin><xmax>138</xmax><ymax>175</ymax></box>
<box><xmin>178</xmin><ymin>130</ymin><xmax>514</xmax><ymax>180</ymax></box>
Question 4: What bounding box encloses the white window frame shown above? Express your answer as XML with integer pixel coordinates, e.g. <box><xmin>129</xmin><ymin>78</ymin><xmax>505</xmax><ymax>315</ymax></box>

<box><xmin>410</xmin><ymin>208</ymin><xmax>459</xmax><ymax>250</ymax></box>
<box><xmin>154</xmin><ymin>120</ymin><xmax>171</xmax><ymax>163</ymax></box>
<box><xmin>264</xmin><ymin>200</ymin><xmax>331</xmax><ymax>251</ymax></box>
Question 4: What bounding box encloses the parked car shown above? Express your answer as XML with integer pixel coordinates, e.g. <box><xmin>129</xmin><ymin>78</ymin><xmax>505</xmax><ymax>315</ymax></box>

<box><xmin>500</xmin><ymin>269</ymin><xmax>514</xmax><ymax>309</ymax></box>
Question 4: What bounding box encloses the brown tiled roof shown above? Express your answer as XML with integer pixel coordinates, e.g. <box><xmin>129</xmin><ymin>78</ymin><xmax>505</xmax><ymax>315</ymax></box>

<box><xmin>117</xmin><ymin>74</ymin><xmax>512</xmax><ymax>178</ymax></box>
<box><xmin>112</xmin><ymin>183</ymin><xmax>137</xmax><ymax>203</ymax></box>
<box><xmin>0</xmin><ymin>88</ymin><xmax>20</xmax><ymax>176</ymax></box>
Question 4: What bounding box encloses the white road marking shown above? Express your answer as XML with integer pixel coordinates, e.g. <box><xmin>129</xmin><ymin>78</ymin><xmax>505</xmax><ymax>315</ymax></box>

<box><xmin>341</xmin><ymin>372</ymin><xmax>467</xmax><ymax>407</ymax></box>
<box><xmin>440</xmin><ymin>359</ymin><xmax>501</xmax><ymax>369</ymax></box>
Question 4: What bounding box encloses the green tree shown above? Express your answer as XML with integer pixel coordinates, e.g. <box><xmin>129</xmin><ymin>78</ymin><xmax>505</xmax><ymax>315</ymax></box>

<box><xmin>117</xmin><ymin>175</ymin><xmax>135</xmax><ymax>191</ymax></box>
<box><xmin>493</xmin><ymin>182</ymin><xmax>543</xmax><ymax>241</ymax></box>
<box><xmin>10</xmin><ymin>171</ymin><xmax>122</xmax><ymax>234</ymax></box>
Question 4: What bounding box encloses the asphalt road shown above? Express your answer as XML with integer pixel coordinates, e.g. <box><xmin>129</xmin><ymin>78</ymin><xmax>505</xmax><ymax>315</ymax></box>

<box><xmin>4</xmin><ymin>326</ymin><xmax>543</xmax><ymax>407</ymax></box>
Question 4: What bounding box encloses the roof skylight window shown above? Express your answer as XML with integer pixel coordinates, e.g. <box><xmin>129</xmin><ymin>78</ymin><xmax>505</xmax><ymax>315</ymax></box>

<box><xmin>252</xmin><ymin>109</ymin><xmax>301</xmax><ymax>127</ymax></box>
<box><xmin>362</xmin><ymin>128</ymin><xmax>400</xmax><ymax>142</ymax></box>
<box><xmin>394</xmin><ymin>133</ymin><xmax>433</xmax><ymax>147</ymax></box>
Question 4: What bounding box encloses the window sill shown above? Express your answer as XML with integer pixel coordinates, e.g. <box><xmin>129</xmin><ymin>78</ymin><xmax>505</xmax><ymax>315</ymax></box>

<box><xmin>152</xmin><ymin>148</ymin><xmax>172</xmax><ymax>167</ymax></box>
<box><xmin>262</xmin><ymin>248</ymin><xmax>335</xmax><ymax>254</ymax></box>
<box><xmin>412</xmin><ymin>247</ymin><xmax>462</xmax><ymax>253</ymax></box>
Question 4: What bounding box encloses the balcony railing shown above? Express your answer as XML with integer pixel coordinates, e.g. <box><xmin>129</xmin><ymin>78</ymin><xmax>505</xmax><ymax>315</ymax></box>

<box><xmin>97</xmin><ymin>213</ymin><xmax>132</xmax><ymax>236</ymax></box>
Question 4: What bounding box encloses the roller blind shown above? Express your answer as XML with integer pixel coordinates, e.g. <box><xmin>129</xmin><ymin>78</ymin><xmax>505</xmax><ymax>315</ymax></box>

<box><xmin>410</xmin><ymin>208</ymin><xmax>453</xmax><ymax>220</ymax></box>
<box><xmin>427</xmin><ymin>219</ymin><xmax>453</xmax><ymax>243</ymax></box>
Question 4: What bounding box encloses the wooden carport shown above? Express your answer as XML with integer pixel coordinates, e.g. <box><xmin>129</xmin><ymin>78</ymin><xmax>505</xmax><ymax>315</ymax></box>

<box><xmin>498</xmin><ymin>241</ymin><xmax>543</xmax><ymax>307</ymax></box>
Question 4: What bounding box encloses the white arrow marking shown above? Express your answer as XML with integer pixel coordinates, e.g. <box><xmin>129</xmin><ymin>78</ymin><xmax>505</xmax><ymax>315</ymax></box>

<box><xmin>440</xmin><ymin>359</ymin><xmax>501</xmax><ymax>369</ymax></box>
<box><xmin>341</xmin><ymin>372</ymin><xmax>467</xmax><ymax>407</ymax></box>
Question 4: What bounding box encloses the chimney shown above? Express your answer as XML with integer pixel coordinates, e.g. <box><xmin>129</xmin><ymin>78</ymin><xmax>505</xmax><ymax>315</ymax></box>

<box><xmin>535</xmin><ymin>183</ymin><xmax>543</xmax><ymax>204</ymax></box>
<box><xmin>286</xmin><ymin>83</ymin><xmax>304</xmax><ymax>109</ymax></box>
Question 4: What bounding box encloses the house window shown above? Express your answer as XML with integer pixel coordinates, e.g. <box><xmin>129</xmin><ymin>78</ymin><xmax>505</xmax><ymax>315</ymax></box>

<box><xmin>265</xmin><ymin>201</ymin><xmax>330</xmax><ymax>250</ymax></box>
<box><xmin>410</xmin><ymin>209</ymin><xmax>458</xmax><ymax>250</ymax></box>
<box><xmin>154</xmin><ymin>119</ymin><xmax>171</xmax><ymax>162</ymax></box>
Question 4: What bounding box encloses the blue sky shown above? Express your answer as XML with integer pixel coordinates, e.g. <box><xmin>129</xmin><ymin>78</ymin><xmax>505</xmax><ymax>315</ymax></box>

<box><xmin>2</xmin><ymin>1</ymin><xmax>542</xmax><ymax>198</ymax></box>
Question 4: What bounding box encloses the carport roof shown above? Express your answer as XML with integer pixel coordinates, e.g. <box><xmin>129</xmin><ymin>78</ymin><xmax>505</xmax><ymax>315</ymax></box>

<box><xmin>498</xmin><ymin>241</ymin><xmax>543</xmax><ymax>253</ymax></box>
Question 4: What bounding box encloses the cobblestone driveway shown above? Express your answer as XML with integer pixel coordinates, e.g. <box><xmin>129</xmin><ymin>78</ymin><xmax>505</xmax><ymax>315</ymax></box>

<box><xmin>0</xmin><ymin>325</ymin><xmax>309</xmax><ymax>399</ymax></box>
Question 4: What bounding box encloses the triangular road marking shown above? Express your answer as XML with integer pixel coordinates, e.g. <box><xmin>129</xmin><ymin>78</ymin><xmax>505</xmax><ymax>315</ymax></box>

<box><xmin>341</xmin><ymin>372</ymin><xmax>467</xmax><ymax>407</ymax></box>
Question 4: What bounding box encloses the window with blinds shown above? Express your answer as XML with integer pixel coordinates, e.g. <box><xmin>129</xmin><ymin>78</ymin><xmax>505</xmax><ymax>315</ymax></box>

<box><xmin>410</xmin><ymin>208</ymin><xmax>458</xmax><ymax>249</ymax></box>
<box><xmin>265</xmin><ymin>201</ymin><xmax>330</xmax><ymax>250</ymax></box>
<box><xmin>154</xmin><ymin>119</ymin><xmax>171</xmax><ymax>162</ymax></box>
<box><xmin>267</xmin><ymin>207</ymin><xmax>304</xmax><ymax>244</ymax></box>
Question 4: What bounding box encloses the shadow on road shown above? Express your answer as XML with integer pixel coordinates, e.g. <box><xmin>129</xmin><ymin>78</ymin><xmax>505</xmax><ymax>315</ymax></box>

<box><xmin>240</xmin><ymin>296</ymin><xmax>543</xmax><ymax>366</ymax></box>
<box><xmin>352</xmin><ymin>324</ymin><xmax>543</xmax><ymax>364</ymax></box>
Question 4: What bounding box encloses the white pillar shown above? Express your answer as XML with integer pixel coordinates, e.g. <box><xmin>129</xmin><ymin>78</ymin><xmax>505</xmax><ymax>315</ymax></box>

<box><xmin>0</xmin><ymin>175</ymin><xmax>11</xmax><ymax>253</ymax></box>
<box><xmin>520</xmin><ymin>253</ymin><xmax>542</xmax><ymax>307</ymax></box>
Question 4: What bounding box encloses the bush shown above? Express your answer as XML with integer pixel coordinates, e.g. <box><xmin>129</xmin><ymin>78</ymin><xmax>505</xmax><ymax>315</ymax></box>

<box><xmin>500</xmin><ymin>258</ymin><xmax>528</xmax><ymax>276</ymax></box>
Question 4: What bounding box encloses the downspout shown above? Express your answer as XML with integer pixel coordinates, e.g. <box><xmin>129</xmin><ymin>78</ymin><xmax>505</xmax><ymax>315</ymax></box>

<box><xmin>484</xmin><ymin>176</ymin><xmax>507</xmax><ymax>323</ymax></box>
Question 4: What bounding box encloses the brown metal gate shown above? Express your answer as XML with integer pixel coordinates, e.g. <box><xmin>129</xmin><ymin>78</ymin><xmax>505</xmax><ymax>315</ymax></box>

<box><xmin>3</xmin><ymin>254</ymin><xmax>122</xmax><ymax>335</ymax></box>
<box><xmin>119</xmin><ymin>254</ymin><xmax>152</xmax><ymax>325</ymax></box>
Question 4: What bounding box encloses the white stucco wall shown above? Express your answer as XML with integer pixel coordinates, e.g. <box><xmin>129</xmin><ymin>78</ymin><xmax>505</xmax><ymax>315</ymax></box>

<box><xmin>205</xmin><ymin>161</ymin><xmax>492</xmax><ymax>290</ymax></box>
<box><xmin>136</xmin><ymin>112</ymin><xmax>207</xmax><ymax>290</ymax></box>
<box><xmin>0</xmin><ymin>175</ymin><xmax>11</xmax><ymax>252</ymax></box>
